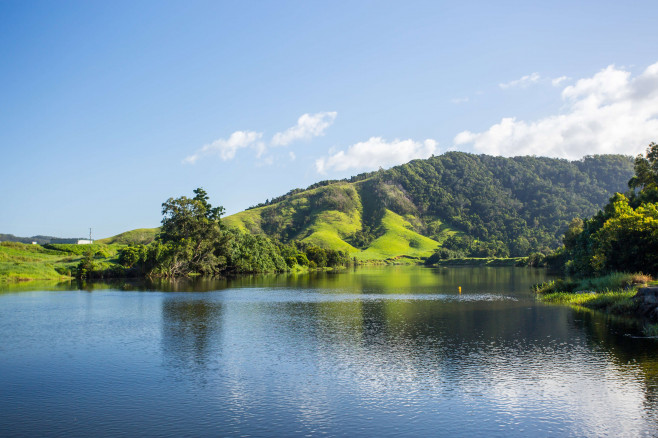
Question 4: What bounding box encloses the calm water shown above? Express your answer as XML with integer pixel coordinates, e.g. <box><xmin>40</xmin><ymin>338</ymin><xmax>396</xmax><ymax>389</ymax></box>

<box><xmin>1</xmin><ymin>266</ymin><xmax>658</xmax><ymax>437</ymax></box>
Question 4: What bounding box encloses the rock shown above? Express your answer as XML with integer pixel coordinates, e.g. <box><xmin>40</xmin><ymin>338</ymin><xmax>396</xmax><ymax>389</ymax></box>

<box><xmin>634</xmin><ymin>287</ymin><xmax>658</xmax><ymax>304</ymax></box>
<box><xmin>633</xmin><ymin>287</ymin><xmax>658</xmax><ymax>320</ymax></box>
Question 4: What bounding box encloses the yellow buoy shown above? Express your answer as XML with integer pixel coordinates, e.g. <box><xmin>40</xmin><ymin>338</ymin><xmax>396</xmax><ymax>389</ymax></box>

<box><xmin>459</xmin><ymin>286</ymin><xmax>462</xmax><ymax>294</ymax></box>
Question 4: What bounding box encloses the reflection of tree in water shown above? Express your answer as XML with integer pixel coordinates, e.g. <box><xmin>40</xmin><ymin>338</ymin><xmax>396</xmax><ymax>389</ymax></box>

<box><xmin>161</xmin><ymin>298</ymin><xmax>224</xmax><ymax>372</ymax></box>
<box><xmin>571</xmin><ymin>309</ymin><xmax>658</xmax><ymax>421</ymax></box>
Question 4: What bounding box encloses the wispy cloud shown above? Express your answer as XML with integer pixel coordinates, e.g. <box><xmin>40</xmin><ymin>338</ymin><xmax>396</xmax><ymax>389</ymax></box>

<box><xmin>499</xmin><ymin>72</ymin><xmax>541</xmax><ymax>89</ymax></box>
<box><xmin>271</xmin><ymin>112</ymin><xmax>337</xmax><ymax>146</ymax></box>
<box><xmin>315</xmin><ymin>137</ymin><xmax>438</xmax><ymax>174</ymax></box>
<box><xmin>454</xmin><ymin>62</ymin><xmax>658</xmax><ymax>159</ymax></box>
<box><xmin>183</xmin><ymin>111</ymin><xmax>337</xmax><ymax>164</ymax></box>
<box><xmin>183</xmin><ymin>131</ymin><xmax>263</xmax><ymax>164</ymax></box>
<box><xmin>551</xmin><ymin>75</ymin><xmax>569</xmax><ymax>87</ymax></box>
<box><xmin>451</xmin><ymin>97</ymin><xmax>469</xmax><ymax>104</ymax></box>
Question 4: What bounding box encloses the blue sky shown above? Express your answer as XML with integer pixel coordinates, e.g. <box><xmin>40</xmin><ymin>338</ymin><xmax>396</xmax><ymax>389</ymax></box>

<box><xmin>2</xmin><ymin>0</ymin><xmax>658</xmax><ymax>238</ymax></box>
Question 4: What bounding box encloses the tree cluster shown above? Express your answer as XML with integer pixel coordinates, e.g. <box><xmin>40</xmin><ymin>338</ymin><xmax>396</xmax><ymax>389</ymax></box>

<box><xmin>113</xmin><ymin>188</ymin><xmax>350</xmax><ymax>278</ymax></box>
<box><xmin>554</xmin><ymin>143</ymin><xmax>658</xmax><ymax>276</ymax></box>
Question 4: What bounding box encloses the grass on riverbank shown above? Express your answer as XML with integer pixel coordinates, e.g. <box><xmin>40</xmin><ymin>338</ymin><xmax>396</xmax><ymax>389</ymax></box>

<box><xmin>533</xmin><ymin>272</ymin><xmax>651</xmax><ymax>295</ymax></box>
<box><xmin>428</xmin><ymin>257</ymin><xmax>525</xmax><ymax>267</ymax></box>
<box><xmin>534</xmin><ymin>272</ymin><xmax>658</xmax><ymax>335</ymax></box>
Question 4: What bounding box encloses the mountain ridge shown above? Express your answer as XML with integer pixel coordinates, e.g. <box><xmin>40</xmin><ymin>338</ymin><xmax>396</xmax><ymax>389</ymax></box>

<box><xmin>86</xmin><ymin>152</ymin><xmax>634</xmax><ymax>261</ymax></box>
<box><xmin>224</xmin><ymin>152</ymin><xmax>635</xmax><ymax>259</ymax></box>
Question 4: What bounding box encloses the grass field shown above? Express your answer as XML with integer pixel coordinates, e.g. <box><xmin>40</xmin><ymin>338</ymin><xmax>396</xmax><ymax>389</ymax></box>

<box><xmin>0</xmin><ymin>242</ymin><xmax>78</xmax><ymax>281</ymax></box>
<box><xmin>0</xmin><ymin>242</ymin><xmax>122</xmax><ymax>282</ymax></box>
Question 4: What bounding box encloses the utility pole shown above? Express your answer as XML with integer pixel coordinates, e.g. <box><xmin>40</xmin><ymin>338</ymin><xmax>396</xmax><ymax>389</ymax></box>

<box><xmin>89</xmin><ymin>228</ymin><xmax>92</xmax><ymax>243</ymax></box>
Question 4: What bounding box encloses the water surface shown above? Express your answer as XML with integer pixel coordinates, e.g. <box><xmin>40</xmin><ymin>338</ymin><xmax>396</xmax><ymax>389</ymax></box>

<box><xmin>1</xmin><ymin>266</ymin><xmax>657</xmax><ymax>436</ymax></box>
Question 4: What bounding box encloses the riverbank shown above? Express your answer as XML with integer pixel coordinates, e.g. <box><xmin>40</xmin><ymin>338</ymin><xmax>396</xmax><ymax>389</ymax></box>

<box><xmin>2</xmin><ymin>240</ymin><xmax>542</xmax><ymax>283</ymax></box>
<box><xmin>534</xmin><ymin>272</ymin><xmax>658</xmax><ymax>335</ymax></box>
<box><xmin>430</xmin><ymin>257</ymin><xmax>526</xmax><ymax>267</ymax></box>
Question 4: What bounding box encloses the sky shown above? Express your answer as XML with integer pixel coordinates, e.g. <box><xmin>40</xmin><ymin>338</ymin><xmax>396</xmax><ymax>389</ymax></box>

<box><xmin>2</xmin><ymin>0</ymin><xmax>658</xmax><ymax>238</ymax></box>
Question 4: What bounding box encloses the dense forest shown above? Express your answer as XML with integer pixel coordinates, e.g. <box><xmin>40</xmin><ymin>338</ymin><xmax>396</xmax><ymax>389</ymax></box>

<box><xmin>550</xmin><ymin>143</ymin><xmax>658</xmax><ymax>276</ymax></box>
<box><xmin>226</xmin><ymin>152</ymin><xmax>634</xmax><ymax>259</ymax></box>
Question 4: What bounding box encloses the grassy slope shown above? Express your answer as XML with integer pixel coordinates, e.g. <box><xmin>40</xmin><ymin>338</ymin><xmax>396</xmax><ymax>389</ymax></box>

<box><xmin>0</xmin><ymin>242</ymin><xmax>77</xmax><ymax>281</ymax></box>
<box><xmin>299</xmin><ymin>209</ymin><xmax>360</xmax><ymax>252</ymax></box>
<box><xmin>225</xmin><ymin>180</ymin><xmax>442</xmax><ymax>261</ymax></box>
<box><xmin>358</xmin><ymin>210</ymin><xmax>437</xmax><ymax>260</ymax></box>
<box><xmin>96</xmin><ymin>228</ymin><xmax>158</xmax><ymax>245</ymax></box>
<box><xmin>0</xmin><ymin>242</ymin><xmax>122</xmax><ymax>281</ymax></box>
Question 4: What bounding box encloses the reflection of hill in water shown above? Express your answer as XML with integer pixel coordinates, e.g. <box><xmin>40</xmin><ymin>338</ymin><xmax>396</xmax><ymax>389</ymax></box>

<box><xmin>154</xmin><ymin>267</ymin><xmax>658</xmax><ymax>432</ymax></box>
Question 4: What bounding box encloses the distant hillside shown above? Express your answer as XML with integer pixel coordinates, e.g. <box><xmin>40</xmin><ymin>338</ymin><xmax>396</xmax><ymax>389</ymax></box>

<box><xmin>0</xmin><ymin>234</ymin><xmax>82</xmax><ymax>245</ymax></box>
<box><xmin>96</xmin><ymin>228</ymin><xmax>158</xmax><ymax>245</ymax></box>
<box><xmin>224</xmin><ymin>152</ymin><xmax>634</xmax><ymax>260</ymax></box>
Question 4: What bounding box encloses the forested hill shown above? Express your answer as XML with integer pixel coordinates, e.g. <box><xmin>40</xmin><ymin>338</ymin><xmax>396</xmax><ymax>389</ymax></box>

<box><xmin>224</xmin><ymin>152</ymin><xmax>634</xmax><ymax>260</ymax></box>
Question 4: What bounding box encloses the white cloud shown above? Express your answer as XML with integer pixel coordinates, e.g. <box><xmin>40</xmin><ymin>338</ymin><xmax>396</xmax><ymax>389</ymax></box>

<box><xmin>499</xmin><ymin>72</ymin><xmax>541</xmax><ymax>89</ymax></box>
<box><xmin>289</xmin><ymin>151</ymin><xmax>296</xmax><ymax>161</ymax></box>
<box><xmin>551</xmin><ymin>75</ymin><xmax>569</xmax><ymax>87</ymax></box>
<box><xmin>451</xmin><ymin>97</ymin><xmax>469</xmax><ymax>104</ymax></box>
<box><xmin>183</xmin><ymin>131</ymin><xmax>263</xmax><ymax>164</ymax></box>
<box><xmin>271</xmin><ymin>111</ymin><xmax>337</xmax><ymax>146</ymax></box>
<box><xmin>315</xmin><ymin>137</ymin><xmax>438</xmax><ymax>174</ymax></box>
<box><xmin>454</xmin><ymin>62</ymin><xmax>658</xmax><ymax>159</ymax></box>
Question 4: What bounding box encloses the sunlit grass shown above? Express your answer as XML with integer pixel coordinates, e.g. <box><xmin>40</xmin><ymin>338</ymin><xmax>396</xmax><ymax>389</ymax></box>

<box><xmin>534</xmin><ymin>272</ymin><xmax>651</xmax><ymax>295</ymax></box>
<box><xmin>0</xmin><ymin>241</ymin><xmax>122</xmax><ymax>282</ymax></box>
<box><xmin>0</xmin><ymin>242</ymin><xmax>76</xmax><ymax>281</ymax></box>
<box><xmin>96</xmin><ymin>228</ymin><xmax>158</xmax><ymax>245</ymax></box>
<box><xmin>358</xmin><ymin>210</ymin><xmax>437</xmax><ymax>260</ymax></box>
<box><xmin>301</xmin><ymin>210</ymin><xmax>361</xmax><ymax>253</ymax></box>
<box><xmin>535</xmin><ymin>272</ymin><xmax>657</xmax><ymax>335</ymax></box>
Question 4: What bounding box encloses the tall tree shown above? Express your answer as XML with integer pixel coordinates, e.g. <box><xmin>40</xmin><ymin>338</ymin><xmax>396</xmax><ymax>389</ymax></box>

<box><xmin>158</xmin><ymin>188</ymin><xmax>225</xmax><ymax>275</ymax></box>
<box><xmin>629</xmin><ymin>142</ymin><xmax>658</xmax><ymax>205</ymax></box>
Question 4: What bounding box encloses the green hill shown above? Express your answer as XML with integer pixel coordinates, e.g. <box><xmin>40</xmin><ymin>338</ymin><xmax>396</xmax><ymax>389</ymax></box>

<box><xmin>96</xmin><ymin>228</ymin><xmax>159</xmax><ymax>245</ymax></box>
<box><xmin>224</xmin><ymin>152</ymin><xmax>634</xmax><ymax>260</ymax></box>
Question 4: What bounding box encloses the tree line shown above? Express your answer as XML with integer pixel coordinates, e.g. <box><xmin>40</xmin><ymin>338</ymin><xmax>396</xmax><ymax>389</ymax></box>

<box><xmin>547</xmin><ymin>143</ymin><xmax>658</xmax><ymax>276</ymax></box>
<box><xmin>78</xmin><ymin>188</ymin><xmax>350</xmax><ymax>279</ymax></box>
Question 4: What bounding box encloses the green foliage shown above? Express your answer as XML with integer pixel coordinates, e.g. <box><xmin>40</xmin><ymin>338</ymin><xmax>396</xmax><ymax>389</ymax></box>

<box><xmin>220</xmin><ymin>228</ymin><xmax>287</xmax><ymax>274</ymax></box>
<box><xmin>532</xmin><ymin>279</ymin><xmax>580</xmax><ymax>294</ymax></box>
<box><xmin>424</xmin><ymin>247</ymin><xmax>459</xmax><ymax>265</ymax></box>
<box><xmin>157</xmin><ymin>187</ymin><xmax>226</xmax><ymax>276</ymax></box>
<box><xmin>118</xmin><ymin>245</ymin><xmax>146</xmax><ymax>268</ymax></box>
<box><xmin>556</xmin><ymin>143</ymin><xmax>658</xmax><ymax>276</ymax></box>
<box><xmin>225</xmin><ymin>152</ymin><xmax>633</xmax><ymax>260</ymax></box>
<box><xmin>628</xmin><ymin>142</ymin><xmax>658</xmax><ymax>205</ymax></box>
<box><xmin>76</xmin><ymin>249</ymin><xmax>97</xmax><ymax>279</ymax></box>
<box><xmin>533</xmin><ymin>272</ymin><xmax>650</xmax><ymax>295</ymax></box>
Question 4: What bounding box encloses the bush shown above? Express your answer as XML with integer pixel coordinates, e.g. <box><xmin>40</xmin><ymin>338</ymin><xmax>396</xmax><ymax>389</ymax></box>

<box><xmin>533</xmin><ymin>272</ymin><xmax>652</xmax><ymax>294</ymax></box>
<box><xmin>532</xmin><ymin>279</ymin><xmax>579</xmax><ymax>294</ymax></box>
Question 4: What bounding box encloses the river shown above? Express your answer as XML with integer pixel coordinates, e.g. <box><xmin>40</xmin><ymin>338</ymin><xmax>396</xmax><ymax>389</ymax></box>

<box><xmin>1</xmin><ymin>266</ymin><xmax>657</xmax><ymax>436</ymax></box>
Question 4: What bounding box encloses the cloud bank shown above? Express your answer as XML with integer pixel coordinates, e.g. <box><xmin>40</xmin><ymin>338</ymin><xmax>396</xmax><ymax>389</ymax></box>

<box><xmin>183</xmin><ymin>131</ymin><xmax>263</xmax><ymax>164</ymax></box>
<box><xmin>271</xmin><ymin>111</ymin><xmax>337</xmax><ymax>146</ymax></box>
<box><xmin>315</xmin><ymin>137</ymin><xmax>438</xmax><ymax>174</ymax></box>
<box><xmin>455</xmin><ymin>62</ymin><xmax>658</xmax><ymax>159</ymax></box>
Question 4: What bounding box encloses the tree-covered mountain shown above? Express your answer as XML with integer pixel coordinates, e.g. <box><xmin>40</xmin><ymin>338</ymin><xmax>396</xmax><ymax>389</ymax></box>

<box><xmin>224</xmin><ymin>152</ymin><xmax>634</xmax><ymax>260</ymax></box>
